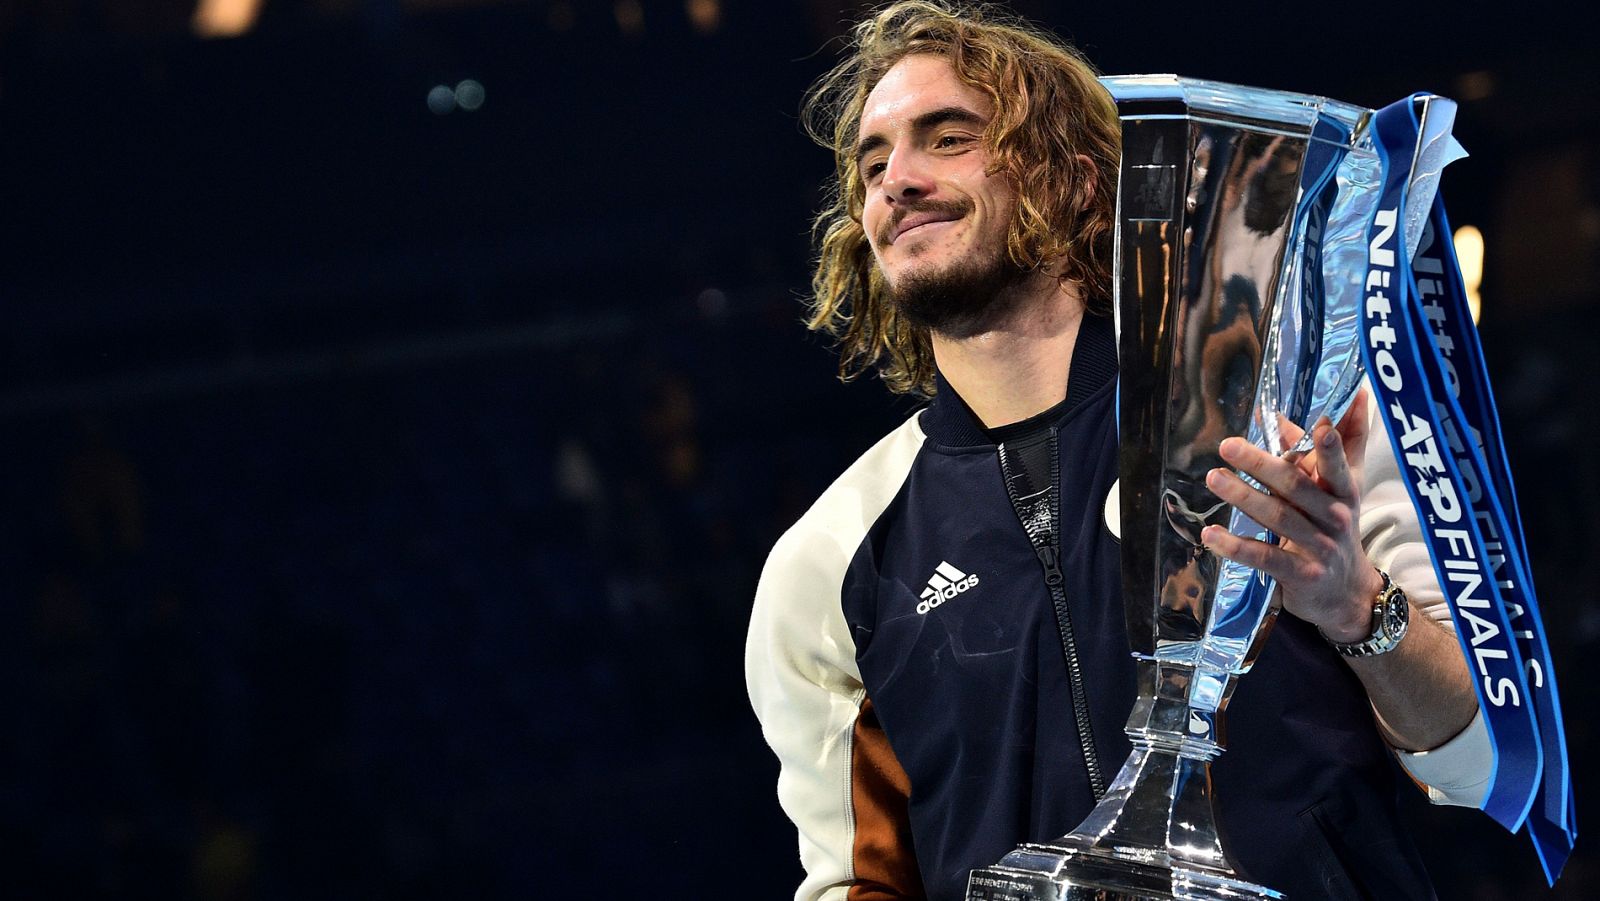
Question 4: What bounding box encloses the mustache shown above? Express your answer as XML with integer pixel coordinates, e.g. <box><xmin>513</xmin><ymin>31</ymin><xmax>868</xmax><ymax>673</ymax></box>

<box><xmin>875</xmin><ymin>199</ymin><xmax>972</xmax><ymax>246</ymax></box>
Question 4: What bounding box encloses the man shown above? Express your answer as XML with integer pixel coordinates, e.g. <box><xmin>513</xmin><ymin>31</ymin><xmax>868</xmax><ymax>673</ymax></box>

<box><xmin>746</xmin><ymin>3</ymin><xmax>1490</xmax><ymax>899</ymax></box>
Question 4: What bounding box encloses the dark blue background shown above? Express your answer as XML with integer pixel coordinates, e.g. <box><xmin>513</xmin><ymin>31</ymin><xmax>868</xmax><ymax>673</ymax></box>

<box><xmin>2</xmin><ymin>1</ymin><xmax>1596</xmax><ymax>897</ymax></box>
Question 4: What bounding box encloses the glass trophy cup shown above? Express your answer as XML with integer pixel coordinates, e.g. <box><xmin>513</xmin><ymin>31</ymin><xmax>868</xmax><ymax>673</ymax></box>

<box><xmin>967</xmin><ymin>77</ymin><xmax>1459</xmax><ymax>901</ymax></box>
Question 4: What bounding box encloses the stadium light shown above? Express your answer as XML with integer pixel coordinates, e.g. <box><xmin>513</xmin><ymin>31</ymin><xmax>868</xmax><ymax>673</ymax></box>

<box><xmin>1453</xmin><ymin>225</ymin><xmax>1485</xmax><ymax>324</ymax></box>
<box><xmin>192</xmin><ymin>0</ymin><xmax>263</xmax><ymax>38</ymax></box>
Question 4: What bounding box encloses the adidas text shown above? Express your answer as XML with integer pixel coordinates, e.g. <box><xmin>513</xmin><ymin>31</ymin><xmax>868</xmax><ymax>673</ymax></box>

<box><xmin>916</xmin><ymin>562</ymin><xmax>980</xmax><ymax>615</ymax></box>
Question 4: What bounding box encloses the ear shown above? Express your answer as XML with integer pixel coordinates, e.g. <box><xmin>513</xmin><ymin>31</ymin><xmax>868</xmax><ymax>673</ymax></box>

<box><xmin>1074</xmin><ymin>153</ymin><xmax>1097</xmax><ymax>205</ymax></box>
<box><xmin>1037</xmin><ymin>154</ymin><xmax>1100</xmax><ymax>279</ymax></box>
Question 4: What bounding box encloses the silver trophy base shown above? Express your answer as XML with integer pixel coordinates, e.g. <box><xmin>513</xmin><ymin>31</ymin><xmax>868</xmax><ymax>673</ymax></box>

<box><xmin>964</xmin><ymin>666</ymin><xmax>1287</xmax><ymax>901</ymax></box>
<box><xmin>968</xmin><ymin>843</ymin><xmax>1283</xmax><ymax>901</ymax></box>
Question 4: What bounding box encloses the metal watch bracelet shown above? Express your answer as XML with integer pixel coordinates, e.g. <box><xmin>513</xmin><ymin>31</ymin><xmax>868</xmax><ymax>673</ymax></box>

<box><xmin>1323</xmin><ymin>567</ymin><xmax>1410</xmax><ymax>658</ymax></box>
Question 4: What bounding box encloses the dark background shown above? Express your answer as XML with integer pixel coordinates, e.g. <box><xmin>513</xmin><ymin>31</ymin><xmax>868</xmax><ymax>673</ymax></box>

<box><xmin>1</xmin><ymin>1</ymin><xmax>1596</xmax><ymax>898</ymax></box>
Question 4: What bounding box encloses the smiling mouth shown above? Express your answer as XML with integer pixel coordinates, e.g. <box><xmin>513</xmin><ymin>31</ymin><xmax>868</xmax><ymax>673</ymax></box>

<box><xmin>881</xmin><ymin>201</ymin><xmax>971</xmax><ymax>247</ymax></box>
<box><xmin>896</xmin><ymin>219</ymin><xmax>955</xmax><ymax>242</ymax></box>
<box><xmin>890</xmin><ymin>215</ymin><xmax>962</xmax><ymax>245</ymax></box>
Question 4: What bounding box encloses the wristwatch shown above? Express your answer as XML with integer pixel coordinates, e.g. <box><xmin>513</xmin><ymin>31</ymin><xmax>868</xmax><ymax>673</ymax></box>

<box><xmin>1323</xmin><ymin>568</ymin><xmax>1410</xmax><ymax>658</ymax></box>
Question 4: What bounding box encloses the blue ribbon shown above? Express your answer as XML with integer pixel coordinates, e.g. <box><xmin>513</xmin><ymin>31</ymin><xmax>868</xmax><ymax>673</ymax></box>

<box><xmin>1364</xmin><ymin>95</ymin><xmax>1575</xmax><ymax>881</ymax></box>
<box><xmin>1412</xmin><ymin>195</ymin><xmax>1576</xmax><ymax>882</ymax></box>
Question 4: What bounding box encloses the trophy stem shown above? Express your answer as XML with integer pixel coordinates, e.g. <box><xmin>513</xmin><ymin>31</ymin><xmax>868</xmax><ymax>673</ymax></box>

<box><xmin>968</xmin><ymin>661</ymin><xmax>1282</xmax><ymax>900</ymax></box>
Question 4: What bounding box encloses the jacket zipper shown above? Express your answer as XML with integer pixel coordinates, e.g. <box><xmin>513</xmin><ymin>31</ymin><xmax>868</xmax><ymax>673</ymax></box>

<box><xmin>999</xmin><ymin>429</ymin><xmax>1107</xmax><ymax>800</ymax></box>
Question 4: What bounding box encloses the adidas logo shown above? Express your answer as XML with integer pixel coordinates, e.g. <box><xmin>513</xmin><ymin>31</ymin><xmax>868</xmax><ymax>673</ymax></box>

<box><xmin>916</xmin><ymin>561</ymin><xmax>980</xmax><ymax>615</ymax></box>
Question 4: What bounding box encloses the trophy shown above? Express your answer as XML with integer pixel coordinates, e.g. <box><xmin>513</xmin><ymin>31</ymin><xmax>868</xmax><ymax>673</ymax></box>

<box><xmin>967</xmin><ymin>78</ymin><xmax>1460</xmax><ymax>900</ymax></box>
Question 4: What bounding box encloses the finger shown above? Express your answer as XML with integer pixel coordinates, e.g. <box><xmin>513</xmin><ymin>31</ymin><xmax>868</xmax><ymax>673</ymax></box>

<box><xmin>1205</xmin><ymin>467</ymin><xmax>1327</xmax><ymax>548</ymax></box>
<box><xmin>1336</xmin><ymin>387</ymin><xmax>1371</xmax><ymax>479</ymax></box>
<box><xmin>1201</xmin><ymin>525</ymin><xmax>1298</xmax><ymax>585</ymax></box>
<box><xmin>1217</xmin><ymin>436</ymin><xmax>1338</xmax><ymax>527</ymax></box>
<box><xmin>1275</xmin><ymin>413</ymin><xmax>1305</xmax><ymax>453</ymax></box>
<box><xmin>1337</xmin><ymin>384</ymin><xmax>1370</xmax><ymax>433</ymax></box>
<box><xmin>1311</xmin><ymin>420</ymin><xmax>1358</xmax><ymax>502</ymax></box>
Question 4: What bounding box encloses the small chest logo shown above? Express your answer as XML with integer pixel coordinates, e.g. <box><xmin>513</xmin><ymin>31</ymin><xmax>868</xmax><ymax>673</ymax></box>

<box><xmin>916</xmin><ymin>561</ymin><xmax>981</xmax><ymax>615</ymax></box>
<box><xmin>1104</xmin><ymin>478</ymin><xmax>1121</xmax><ymax>539</ymax></box>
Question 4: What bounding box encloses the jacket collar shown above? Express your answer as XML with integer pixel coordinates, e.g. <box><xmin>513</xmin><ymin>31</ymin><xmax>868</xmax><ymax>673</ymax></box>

<box><xmin>918</xmin><ymin>312</ymin><xmax>1117</xmax><ymax>448</ymax></box>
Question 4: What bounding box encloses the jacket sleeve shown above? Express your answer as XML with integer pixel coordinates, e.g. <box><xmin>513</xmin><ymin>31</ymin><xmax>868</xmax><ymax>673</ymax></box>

<box><xmin>1358</xmin><ymin>385</ymin><xmax>1493</xmax><ymax>807</ymax></box>
<box><xmin>747</xmin><ymin>418</ymin><xmax>930</xmax><ymax>900</ymax></box>
<box><xmin>747</xmin><ymin>522</ymin><xmax>868</xmax><ymax>901</ymax></box>
<box><xmin>750</xmin><ymin>529</ymin><xmax>930</xmax><ymax>901</ymax></box>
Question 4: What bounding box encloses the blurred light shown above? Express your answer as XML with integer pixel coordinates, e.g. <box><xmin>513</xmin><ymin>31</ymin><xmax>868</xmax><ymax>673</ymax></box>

<box><xmin>614</xmin><ymin>0</ymin><xmax>644</xmax><ymax>36</ymax></box>
<box><xmin>1454</xmin><ymin>71</ymin><xmax>1496</xmax><ymax>102</ymax></box>
<box><xmin>548</xmin><ymin>2</ymin><xmax>575</xmax><ymax>32</ymax></box>
<box><xmin>1453</xmin><ymin>225</ymin><xmax>1484</xmax><ymax>324</ymax></box>
<box><xmin>427</xmin><ymin>85</ymin><xmax>455</xmax><ymax>116</ymax></box>
<box><xmin>686</xmin><ymin>0</ymin><xmax>720</xmax><ymax>34</ymax></box>
<box><xmin>455</xmin><ymin>79</ymin><xmax>486</xmax><ymax>112</ymax></box>
<box><xmin>192</xmin><ymin>0</ymin><xmax>262</xmax><ymax>38</ymax></box>
<box><xmin>696</xmin><ymin>288</ymin><xmax>728</xmax><ymax>318</ymax></box>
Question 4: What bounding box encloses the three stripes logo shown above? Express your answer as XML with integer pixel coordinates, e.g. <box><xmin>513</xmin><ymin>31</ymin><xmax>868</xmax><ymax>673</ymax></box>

<box><xmin>915</xmin><ymin>561</ymin><xmax>981</xmax><ymax>615</ymax></box>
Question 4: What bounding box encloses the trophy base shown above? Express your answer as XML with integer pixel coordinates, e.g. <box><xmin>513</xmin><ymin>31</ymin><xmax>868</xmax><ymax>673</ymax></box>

<box><xmin>967</xmin><ymin>843</ymin><xmax>1283</xmax><ymax>901</ymax></box>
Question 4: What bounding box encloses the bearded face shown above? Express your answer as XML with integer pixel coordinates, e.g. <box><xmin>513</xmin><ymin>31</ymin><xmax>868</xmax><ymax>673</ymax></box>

<box><xmin>856</xmin><ymin>55</ymin><xmax>1030</xmax><ymax>338</ymax></box>
<box><xmin>883</xmin><ymin>205</ymin><xmax>1032</xmax><ymax>338</ymax></box>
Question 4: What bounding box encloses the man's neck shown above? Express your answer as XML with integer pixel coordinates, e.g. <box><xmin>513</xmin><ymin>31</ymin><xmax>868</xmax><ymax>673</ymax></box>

<box><xmin>930</xmin><ymin>276</ymin><xmax>1087</xmax><ymax>430</ymax></box>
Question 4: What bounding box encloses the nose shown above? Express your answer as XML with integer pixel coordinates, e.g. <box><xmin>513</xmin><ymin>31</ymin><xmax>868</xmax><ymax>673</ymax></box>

<box><xmin>880</xmin><ymin>147</ymin><xmax>934</xmax><ymax>204</ymax></box>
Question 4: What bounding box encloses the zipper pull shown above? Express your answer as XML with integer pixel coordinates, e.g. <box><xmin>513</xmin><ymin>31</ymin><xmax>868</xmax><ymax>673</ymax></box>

<box><xmin>1037</xmin><ymin>544</ymin><xmax>1064</xmax><ymax>587</ymax></box>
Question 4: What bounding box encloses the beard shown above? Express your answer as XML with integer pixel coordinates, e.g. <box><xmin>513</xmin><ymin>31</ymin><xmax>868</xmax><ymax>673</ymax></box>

<box><xmin>887</xmin><ymin>241</ymin><xmax>1033</xmax><ymax>340</ymax></box>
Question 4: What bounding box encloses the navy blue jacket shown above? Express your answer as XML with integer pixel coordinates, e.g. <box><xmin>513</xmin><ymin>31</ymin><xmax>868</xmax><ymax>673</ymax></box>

<box><xmin>748</xmin><ymin>315</ymin><xmax>1438</xmax><ymax>901</ymax></box>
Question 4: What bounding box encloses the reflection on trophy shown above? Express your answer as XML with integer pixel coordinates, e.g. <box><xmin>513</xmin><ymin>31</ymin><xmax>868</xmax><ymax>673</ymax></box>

<box><xmin>967</xmin><ymin>77</ymin><xmax>1455</xmax><ymax>901</ymax></box>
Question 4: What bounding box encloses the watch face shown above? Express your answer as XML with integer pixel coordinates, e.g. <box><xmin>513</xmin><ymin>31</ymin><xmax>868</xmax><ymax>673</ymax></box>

<box><xmin>1383</xmin><ymin>595</ymin><xmax>1407</xmax><ymax>639</ymax></box>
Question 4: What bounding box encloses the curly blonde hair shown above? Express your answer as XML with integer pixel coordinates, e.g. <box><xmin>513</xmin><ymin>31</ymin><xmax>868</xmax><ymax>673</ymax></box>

<box><xmin>802</xmin><ymin>1</ymin><xmax>1120</xmax><ymax>396</ymax></box>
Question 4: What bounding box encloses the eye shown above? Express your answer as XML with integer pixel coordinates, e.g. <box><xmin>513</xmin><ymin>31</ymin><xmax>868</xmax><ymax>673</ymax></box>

<box><xmin>862</xmin><ymin>160</ymin><xmax>887</xmax><ymax>182</ymax></box>
<box><xmin>935</xmin><ymin>133</ymin><xmax>974</xmax><ymax>150</ymax></box>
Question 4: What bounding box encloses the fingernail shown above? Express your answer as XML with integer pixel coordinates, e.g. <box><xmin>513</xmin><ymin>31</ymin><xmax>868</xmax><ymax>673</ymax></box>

<box><xmin>1322</xmin><ymin>429</ymin><xmax>1337</xmax><ymax>448</ymax></box>
<box><xmin>1206</xmin><ymin>468</ymin><xmax>1223</xmax><ymax>487</ymax></box>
